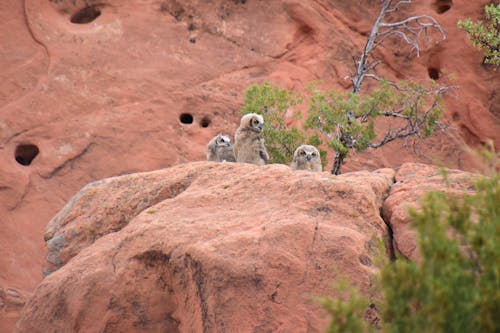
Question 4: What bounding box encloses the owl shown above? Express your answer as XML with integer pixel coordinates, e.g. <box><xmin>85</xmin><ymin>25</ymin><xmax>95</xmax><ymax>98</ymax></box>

<box><xmin>290</xmin><ymin>145</ymin><xmax>322</xmax><ymax>172</ymax></box>
<box><xmin>206</xmin><ymin>133</ymin><xmax>236</xmax><ymax>162</ymax></box>
<box><xmin>233</xmin><ymin>113</ymin><xmax>269</xmax><ymax>165</ymax></box>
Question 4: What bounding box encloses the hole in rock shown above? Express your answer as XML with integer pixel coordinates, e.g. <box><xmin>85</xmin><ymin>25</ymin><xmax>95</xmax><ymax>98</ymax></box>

<box><xmin>427</xmin><ymin>67</ymin><xmax>440</xmax><ymax>80</ymax></box>
<box><xmin>179</xmin><ymin>113</ymin><xmax>193</xmax><ymax>124</ymax></box>
<box><xmin>70</xmin><ymin>6</ymin><xmax>101</xmax><ymax>24</ymax></box>
<box><xmin>299</xmin><ymin>25</ymin><xmax>313</xmax><ymax>35</ymax></box>
<box><xmin>15</xmin><ymin>144</ymin><xmax>39</xmax><ymax>166</ymax></box>
<box><xmin>189</xmin><ymin>38</ymin><xmax>196</xmax><ymax>44</ymax></box>
<box><xmin>200</xmin><ymin>117</ymin><xmax>211</xmax><ymax>128</ymax></box>
<box><xmin>433</xmin><ymin>0</ymin><xmax>452</xmax><ymax>14</ymax></box>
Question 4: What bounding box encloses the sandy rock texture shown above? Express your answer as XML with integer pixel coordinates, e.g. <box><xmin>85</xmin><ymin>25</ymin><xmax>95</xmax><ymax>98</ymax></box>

<box><xmin>17</xmin><ymin>162</ymin><xmax>395</xmax><ymax>332</ymax></box>
<box><xmin>382</xmin><ymin>163</ymin><xmax>478</xmax><ymax>261</ymax></box>
<box><xmin>1</xmin><ymin>0</ymin><xmax>498</xmax><ymax>330</ymax></box>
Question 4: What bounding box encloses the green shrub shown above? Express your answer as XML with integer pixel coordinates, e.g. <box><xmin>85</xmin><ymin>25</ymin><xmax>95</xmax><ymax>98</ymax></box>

<box><xmin>322</xmin><ymin>166</ymin><xmax>499</xmax><ymax>332</ymax></box>
<box><xmin>241</xmin><ymin>82</ymin><xmax>328</xmax><ymax>166</ymax></box>
<box><xmin>241</xmin><ymin>81</ymin><xmax>446</xmax><ymax>174</ymax></box>
<box><xmin>320</xmin><ymin>279</ymin><xmax>375</xmax><ymax>333</ymax></box>
<box><xmin>458</xmin><ymin>4</ymin><xmax>500</xmax><ymax>66</ymax></box>
<box><xmin>305</xmin><ymin>81</ymin><xmax>444</xmax><ymax>152</ymax></box>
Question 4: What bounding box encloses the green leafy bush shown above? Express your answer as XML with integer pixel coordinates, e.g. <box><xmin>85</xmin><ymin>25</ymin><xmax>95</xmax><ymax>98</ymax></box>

<box><xmin>458</xmin><ymin>4</ymin><xmax>500</xmax><ymax>66</ymax></box>
<box><xmin>322</xmin><ymin>164</ymin><xmax>500</xmax><ymax>332</ymax></box>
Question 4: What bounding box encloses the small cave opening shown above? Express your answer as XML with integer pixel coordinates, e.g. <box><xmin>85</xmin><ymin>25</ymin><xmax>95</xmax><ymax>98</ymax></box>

<box><xmin>200</xmin><ymin>117</ymin><xmax>211</xmax><ymax>128</ymax></box>
<box><xmin>70</xmin><ymin>5</ymin><xmax>101</xmax><ymax>24</ymax></box>
<box><xmin>432</xmin><ymin>0</ymin><xmax>452</xmax><ymax>14</ymax></box>
<box><xmin>179</xmin><ymin>113</ymin><xmax>194</xmax><ymax>124</ymax></box>
<box><xmin>427</xmin><ymin>67</ymin><xmax>441</xmax><ymax>80</ymax></box>
<box><xmin>15</xmin><ymin>144</ymin><xmax>39</xmax><ymax>166</ymax></box>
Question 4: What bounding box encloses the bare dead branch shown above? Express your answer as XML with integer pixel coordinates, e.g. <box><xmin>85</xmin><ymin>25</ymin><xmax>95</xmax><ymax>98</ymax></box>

<box><xmin>374</xmin><ymin>30</ymin><xmax>420</xmax><ymax>54</ymax></box>
<box><xmin>362</xmin><ymin>73</ymin><xmax>399</xmax><ymax>86</ymax></box>
<box><xmin>378</xmin><ymin>15</ymin><xmax>446</xmax><ymax>56</ymax></box>
<box><xmin>351</xmin><ymin>0</ymin><xmax>446</xmax><ymax>93</ymax></box>
<box><xmin>351</xmin><ymin>0</ymin><xmax>394</xmax><ymax>93</ymax></box>
<box><xmin>379</xmin><ymin>15</ymin><xmax>445</xmax><ymax>32</ymax></box>
<box><xmin>369</xmin><ymin>127</ymin><xmax>418</xmax><ymax>148</ymax></box>
<box><xmin>386</xmin><ymin>0</ymin><xmax>411</xmax><ymax>13</ymax></box>
<box><xmin>382</xmin><ymin>111</ymin><xmax>410</xmax><ymax>119</ymax></box>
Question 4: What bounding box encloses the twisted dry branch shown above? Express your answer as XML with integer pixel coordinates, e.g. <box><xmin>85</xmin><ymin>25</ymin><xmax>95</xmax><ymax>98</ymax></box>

<box><xmin>351</xmin><ymin>0</ymin><xmax>446</xmax><ymax>93</ymax></box>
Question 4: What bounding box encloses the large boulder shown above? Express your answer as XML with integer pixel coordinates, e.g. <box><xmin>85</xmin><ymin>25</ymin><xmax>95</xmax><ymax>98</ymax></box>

<box><xmin>17</xmin><ymin>162</ymin><xmax>395</xmax><ymax>332</ymax></box>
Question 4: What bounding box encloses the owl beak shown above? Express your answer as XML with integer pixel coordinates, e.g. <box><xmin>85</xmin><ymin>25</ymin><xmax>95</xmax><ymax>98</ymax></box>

<box><xmin>257</xmin><ymin>124</ymin><xmax>263</xmax><ymax>132</ymax></box>
<box><xmin>306</xmin><ymin>154</ymin><xmax>312</xmax><ymax>161</ymax></box>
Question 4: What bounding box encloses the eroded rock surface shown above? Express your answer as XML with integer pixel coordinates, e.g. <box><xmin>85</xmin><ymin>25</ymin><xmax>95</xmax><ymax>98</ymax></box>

<box><xmin>383</xmin><ymin>163</ymin><xmax>478</xmax><ymax>261</ymax></box>
<box><xmin>17</xmin><ymin>162</ymin><xmax>395</xmax><ymax>332</ymax></box>
<box><xmin>0</xmin><ymin>287</ymin><xmax>27</xmax><ymax>333</ymax></box>
<box><xmin>44</xmin><ymin>166</ymin><xmax>202</xmax><ymax>271</ymax></box>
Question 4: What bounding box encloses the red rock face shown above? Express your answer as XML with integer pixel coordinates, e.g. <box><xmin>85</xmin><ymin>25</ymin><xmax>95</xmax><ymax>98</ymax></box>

<box><xmin>17</xmin><ymin>162</ymin><xmax>395</xmax><ymax>333</ymax></box>
<box><xmin>1</xmin><ymin>0</ymin><xmax>498</xmax><ymax>330</ymax></box>
<box><xmin>382</xmin><ymin>163</ymin><xmax>478</xmax><ymax>261</ymax></box>
<box><xmin>13</xmin><ymin>162</ymin><xmax>483</xmax><ymax>332</ymax></box>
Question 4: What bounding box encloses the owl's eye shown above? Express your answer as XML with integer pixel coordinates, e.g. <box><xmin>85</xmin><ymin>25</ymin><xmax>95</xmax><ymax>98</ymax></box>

<box><xmin>312</xmin><ymin>152</ymin><xmax>317</xmax><ymax>157</ymax></box>
<box><xmin>300</xmin><ymin>150</ymin><xmax>306</xmax><ymax>156</ymax></box>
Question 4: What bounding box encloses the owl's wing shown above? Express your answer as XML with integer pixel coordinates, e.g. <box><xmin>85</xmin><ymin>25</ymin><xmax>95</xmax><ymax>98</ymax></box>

<box><xmin>206</xmin><ymin>142</ymin><xmax>215</xmax><ymax>161</ymax></box>
<box><xmin>259</xmin><ymin>147</ymin><xmax>269</xmax><ymax>163</ymax></box>
<box><xmin>225</xmin><ymin>149</ymin><xmax>237</xmax><ymax>162</ymax></box>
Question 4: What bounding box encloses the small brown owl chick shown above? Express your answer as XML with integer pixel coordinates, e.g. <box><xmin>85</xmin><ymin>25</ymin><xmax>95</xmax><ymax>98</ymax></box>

<box><xmin>234</xmin><ymin>113</ymin><xmax>269</xmax><ymax>165</ymax></box>
<box><xmin>290</xmin><ymin>145</ymin><xmax>322</xmax><ymax>172</ymax></box>
<box><xmin>206</xmin><ymin>133</ymin><xmax>236</xmax><ymax>162</ymax></box>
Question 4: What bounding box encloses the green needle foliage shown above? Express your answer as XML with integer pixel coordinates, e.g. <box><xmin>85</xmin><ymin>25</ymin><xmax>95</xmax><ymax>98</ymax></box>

<box><xmin>381</xmin><ymin>173</ymin><xmax>499</xmax><ymax>332</ymax></box>
<box><xmin>322</xmin><ymin>155</ymin><xmax>500</xmax><ymax>332</ymax></box>
<box><xmin>306</xmin><ymin>81</ymin><xmax>445</xmax><ymax>174</ymax></box>
<box><xmin>241</xmin><ymin>82</ymin><xmax>327</xmax><ymax>166</ymax></box>
<box><xmin>241</xmin><ymin>81</ymin><xmax>446</xmax><ymax>174</ymax></box>
<box><xmin>304</xmin><ymin>88</ymin><xmax>375</xmax><ymax>156</ymax></box>
<box><xmin>320</xmin><ymin>280</ymin><xmax>374</xmax><ymax>333</ymax></box>
<box><xmin>458</xmin><ymin>4</ymin><xmax>500</xmax><ymax>66</ymax></box>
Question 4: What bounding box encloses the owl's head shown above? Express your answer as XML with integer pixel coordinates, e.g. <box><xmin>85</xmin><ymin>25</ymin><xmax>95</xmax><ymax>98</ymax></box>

<box><xmin>294</xmin><ymin>145</ymin><xmax>320</xmax><ymax>162</ymax></box>
<box><xmin>240</xmin><ymin>113</ymin><xmax>264</xmax><ymax>133</ymax></box>
<box><xmin>215</xmin><ymin>133</ymin><xmax>232</xmax><ymax>147</ymax></box>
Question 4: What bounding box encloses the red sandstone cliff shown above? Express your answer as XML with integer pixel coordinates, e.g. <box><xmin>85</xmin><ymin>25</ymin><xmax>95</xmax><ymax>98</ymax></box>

<box><xmin>1</xmin><ymin>0</ymin><xmax>498</xmax><ymax>331</ymax></box>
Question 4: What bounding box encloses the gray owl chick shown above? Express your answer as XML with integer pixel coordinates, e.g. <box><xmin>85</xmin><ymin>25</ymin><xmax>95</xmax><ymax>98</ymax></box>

<box><xmin>206</xmin><ymin>133</ymin><xmax>236</xmax><ymax>162</ymax></box>
<box><xmin>290</xmin><ymin>145</ymin><xmax>322</xmax><ymax>172</ymax></box>
<box><xmin>233</xmin><ymin>113</ymin><xmax>269</xmax><ymax>165</ymax></box>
